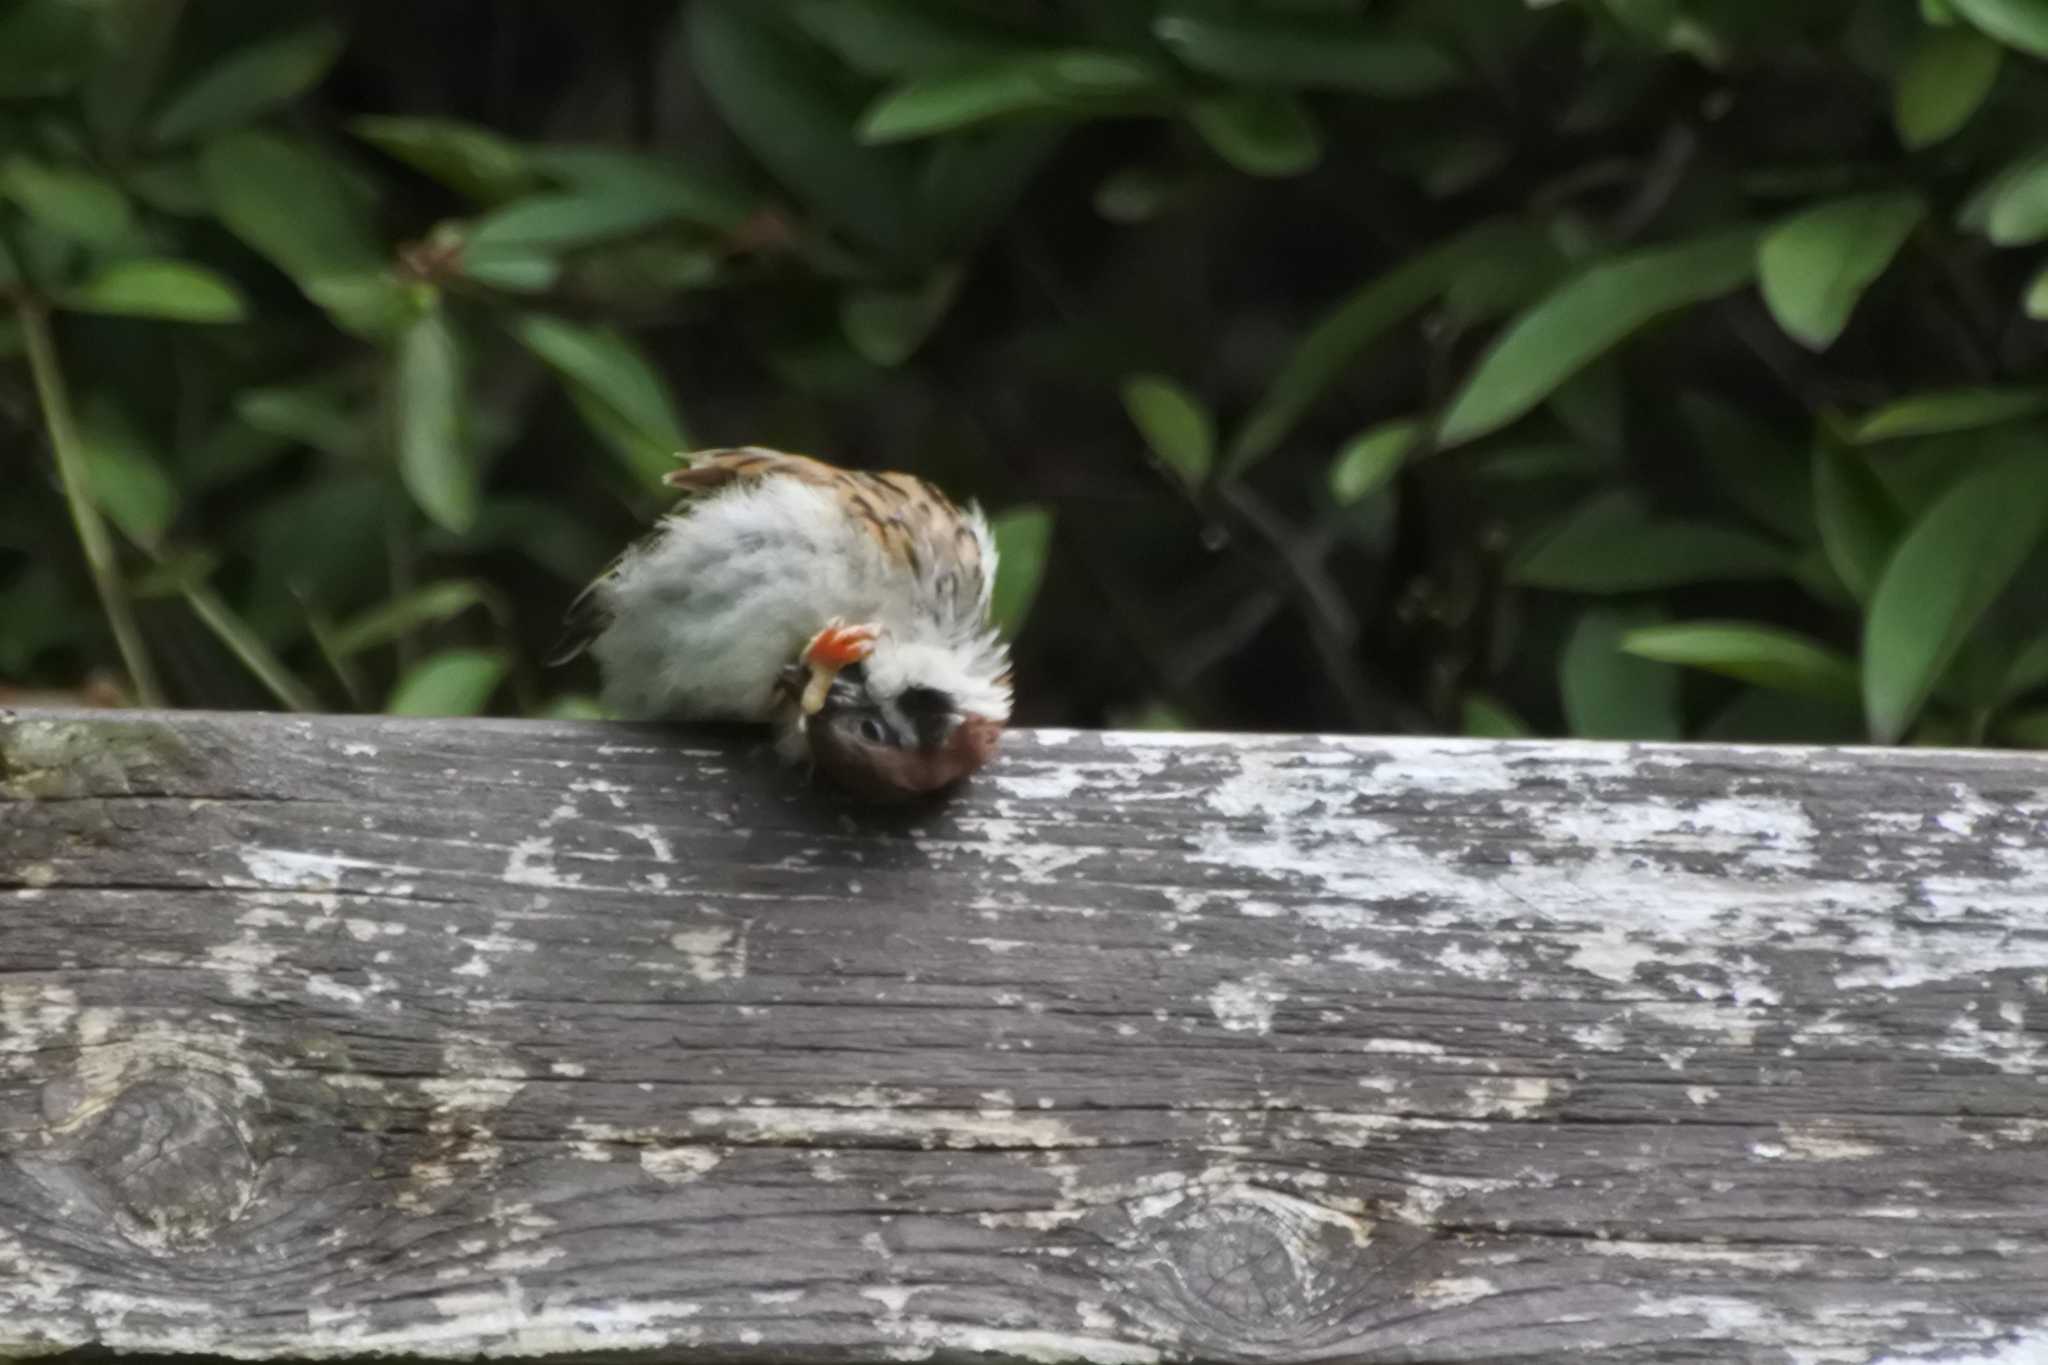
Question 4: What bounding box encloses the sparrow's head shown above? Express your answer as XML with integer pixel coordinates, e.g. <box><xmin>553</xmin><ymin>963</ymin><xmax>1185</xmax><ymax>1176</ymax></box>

<box><xmin>799</xmin><ymin>640</ymin><xmax>1009</xmax><ymax>802</ymax></box>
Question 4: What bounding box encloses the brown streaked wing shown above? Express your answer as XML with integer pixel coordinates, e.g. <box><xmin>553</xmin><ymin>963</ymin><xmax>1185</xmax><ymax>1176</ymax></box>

<box><xmin>667</xmin><ymin>448</ymin><xmax>987</xmax><ymax>591</ymax></box>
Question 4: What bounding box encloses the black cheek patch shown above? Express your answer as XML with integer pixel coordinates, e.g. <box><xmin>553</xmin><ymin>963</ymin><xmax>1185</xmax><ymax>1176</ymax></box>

<box><xmin>897</xmin><ymin>685</ymin><xmax>956</xmax><ymax>752</ymax></box>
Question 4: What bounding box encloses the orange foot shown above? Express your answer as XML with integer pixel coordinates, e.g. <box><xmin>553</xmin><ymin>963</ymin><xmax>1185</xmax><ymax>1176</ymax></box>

<box><xmin>797</xmin><ymin>619</ymin><xmax>879</xmax><ymax>715</ymax></box>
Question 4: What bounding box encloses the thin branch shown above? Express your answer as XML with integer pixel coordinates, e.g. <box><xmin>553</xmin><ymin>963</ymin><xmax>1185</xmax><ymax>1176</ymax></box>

<box><xmin>17</xmin><ymin>301</ymin><xmax>164</xmax><ymax>706</ymax></box>
<box><xmin>1212</xmin><ymin>481</ymin><xmax>1427</xmax><ymax>731</ymax></box>
<box><xmin>172</xmin><ymin>573</ymin><xmax>322</xmax><ymax>713</ymax></box>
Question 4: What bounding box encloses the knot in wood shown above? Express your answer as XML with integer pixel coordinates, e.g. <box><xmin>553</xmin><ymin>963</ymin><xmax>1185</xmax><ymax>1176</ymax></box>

<box><xmin>50</xmin><ymin>1076</ymin><xmax>262</xmax><ymax>1253</ymax></box>
<box><xmin>1129</xmin><ymin>1183</ymin><xmax>1384</xmax><ymax>1349</ymax></box>
<box><xmin>1182</xmin><ymin>1213</ymin><xmax>1306</xmax><ymax>1328</ymax></box>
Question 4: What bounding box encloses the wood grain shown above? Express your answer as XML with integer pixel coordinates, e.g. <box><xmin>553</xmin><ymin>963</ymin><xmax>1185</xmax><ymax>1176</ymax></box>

<box><xmin>4</xmin><ymin>708</ymin><xmax>2048</xmax><ymax>1363</ymax></box>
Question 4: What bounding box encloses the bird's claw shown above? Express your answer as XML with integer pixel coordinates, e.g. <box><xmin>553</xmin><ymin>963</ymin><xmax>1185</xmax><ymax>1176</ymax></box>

<box><xmin>803</xmin><ymin>618</ymin><xmax>879</xmax><ymax>670</ymax></box>
<box><xmin>796</xmin><ymin>618</ymin><xmax>879</xmax><ymax>716</ymax></box>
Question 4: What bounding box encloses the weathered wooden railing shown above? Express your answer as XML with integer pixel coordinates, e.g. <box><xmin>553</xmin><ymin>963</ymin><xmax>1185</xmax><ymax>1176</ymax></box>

<box><xmin>4</xmin><ymin>708</ymin><xmax>2048</xmax><ymax>1363</ymax></box>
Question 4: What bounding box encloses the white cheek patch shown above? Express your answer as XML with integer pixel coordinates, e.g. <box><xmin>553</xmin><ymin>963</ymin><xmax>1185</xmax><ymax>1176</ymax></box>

<box><xmin>866</xmin><ymin>638</ymin><xmax>1011</xmax><ymax>725</ymax></box>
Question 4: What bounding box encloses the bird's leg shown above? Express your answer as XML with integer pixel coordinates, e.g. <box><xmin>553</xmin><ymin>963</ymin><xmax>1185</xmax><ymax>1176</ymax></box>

<box><xmin>797</xmin><ymin>618</ymin><xmax>879</xmax><ymax>715</ymax></box>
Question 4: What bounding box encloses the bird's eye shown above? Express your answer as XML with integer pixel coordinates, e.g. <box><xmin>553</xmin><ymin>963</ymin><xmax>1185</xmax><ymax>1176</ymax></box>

<box><xmin>858</xmin><ymin>716</ymin><xmax>890</xmax><ymax>745</ymax></box>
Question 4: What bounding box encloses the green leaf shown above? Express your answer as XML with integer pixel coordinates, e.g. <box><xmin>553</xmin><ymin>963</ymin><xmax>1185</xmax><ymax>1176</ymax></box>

<box><xmin>1620</xmin><ymin>621</ymin><xmax>1860</xmax><ymax>701</ymax></box>
<box><xmin>2000</xmin><ymin>633</ymin><xmax>2048</xmax><ymax>703</ymax></box>
<box><xmin>0</xmin><ymin>156</ymin><xmax>132</xmax><ymax>248</ymax></box>
<box><xmin>1758</xmin><ymin>192</ymin><xmax>1923</xmax><ymax>351</ymax></box>
<box><xmin>465</xmin><ymin>168</ymin><xmax>744</xmax><ymax>258</ymax></box>
<box><xmin>1441</xmin><ymin>223</ymin><xmax>1565</xmax><ymax>327</ymax></box>
<box><xmin>2027</xmin><ymin>264</ymin><xmax>2048</xmax><ymax>320</ymax></box>
<box><xmin>1895</xmin><ymin>26</ymin><xmax>2002</xmax><ymax>148</ymax></box>
<box><xmin>1602</xmin><ymin>0</ymin><xmax>1720</xmax><ymax>58</ymax></box>
<box><xmin>79</xmin><ymin>396</ymin><xmax>177</xmax><ymax>549</ymax></box>
<box><xmin>859</xmin><ymin>51</ymin><xmax>1164</xmax><ymax>143</ymax></box>
<box><xmin>526</xmin><ymin>147</ymin><xmax>754</xmax><ymax>231</ymax></box>
<box><xmin>132</xmin><ymin>547</ymin><xmax>221</xmax><ymax>600</ymax></box>
<box><xmin>10</xmin><ymin>220</ymin><xmax>76</xmax><ymax>290</ymax></box>
<box><xmin>564</xmin><ymin>386</ymin><xmax>679</xmax><ymax>490</ymax></box>
<box><xmin>126</xmin><ymin>156</ymin><xmax>214</xmax><ymax>217</ymax></box>
<box><xmin>234</xmin><ymin>373</ymin><xmax>369</xmax><ymax>458</ymax></box>
<box><xmin>63</xmin><ymin>258</ymin><xmax>248</xmax><ymax>322</ymax></box>
<box><xmin>1229</xmin><ymin>219</ymin><xmax>1529</xmax><ymax>473</ymax></box>
<box><xmin>1950</xmin><ymin>0</ymin><xmax>2048</xmax><ymax>56</ymax></box>
<box><xmin>149</xmin><ymin>22</ymin><xmax>345</xmax><ymax>146</ymax></box>
<box><xmin>1961</xmin><ymin>149</ymin><xmax>2048</xmax><ymax>247</ymax></box>
<box><xmin>1864</xmin><ymin>452</ymin><xmax>2048</xmax><ymax>742</ymax></box>
<box><xmin>1561</xmin><ymin>606</ymin><xmax>1681</xmax><ymax>740</ymax></box>
<box><xmin>916</xmin><ymin>125</ymin><xmax>1059</xmax><ymax>256</ymax></box>
<box><xmin>511</xmin><ymin>313</ymin><xmax>689</xmax><ymax>480</ymax></box>
<box><xmin>200</xmin><ymin>129</ymin><xmax>386</xmax><ymax>298</ymax></box>
<box><xmin>540</xmin><ymin>694</ymin><xmax>611</xmax><ymax>721</ymax></box>
<box><xmin>840</xmin><ymin>266</ymin><xmax>963</xmax><ymax>367</ymax></box>
<box><xmin>81</xmin><ymin>0</ymin><xmax>185</xmax><ymax>147</ymax></box>
<box><xmin>1153</xmin><ymin>7</ymin><xmax>1459</xmax><ymax>96</ymax></box>
<box><xmin>183</xmin><ymin>415</ymin><xmax>291</xmax><ymax>487</ymax></box>
<box><xmin>464</xmin><ymin>192</ymin><xmax>670</xmax><ymax>255</ymax></box>
<box><xmin>332</xmin><ymin>580</ymin><xmax>492</xmax><ymax>656</ymax></box>
<box><xmin>1438</xmin><ymin>227</ymin><xmax>1761</xmax><ymax>448</ymax></box>
<box><xmin>1813</xmin><ymin>446</ymin><xmax>1904</xmax><ymax>601</ymax></box>
<box><xmin>1460</xmin><ymin>692</ymin><xmax>1532</xmax><ymax>738</ymax></box>
<box><xmin>1511</xmin><ymin>493</ymin><xmax>1788</xmax><ymax>592</ymax></box>
<box><xmin>432</xmin><ymin>496</ymin><xmax>615</xmax><ymax>585</ymax></box>
<box><xmin>1842</xmin><ymin>386</ymin><xmax>2048</xmax><ymax>442</ymax></box>
<box><xmin>458</xmin><ymin>247</ymin><xmax>560</xmax><ymax>293</ymax></box>
<box><xmin>1121</xmin><ymin>374</ymin><xmax>1215</xmax><ymax>487</ymax></box>
<box><xmin>394</xmin><ymin>307</ymin><xmax>476</xmax><ymax>533</ymax></box>
<box><xmin>310</xmin><ymin>272</ymin><xmax>416</xmax><ymax>342</ymax></box>
<box><xmin>1471</xmin><ymin>441</ymin><xmax>1608</xmax><ymax>483</ymax></box>
<box><xmin>0</xmin><ymin>0</ymin><xmax>98</xmax><ymax>98</ymax></box>
<box><xmin>1328</xmin><ymin>418</ymin><xmax>1421</xmax><ymax>504</ymax></box>
<box><xmin>688</xmin><ymin>3</ymin><xmax>915</xmax><ymax>253</ymax></box>
<box><xmin>1679</xmin><ymin>393</ymin><xmax>1812</xmax><ymax>542</ymax></box>
<box><xmin>1702</xmin><ymin>687</ymin><xmax>1865</xmax><ymax>744</ymax></box>
<box><xmin>1549</xmin><ymin>363</ymin><xmax>1625</xmax><ymax>451</ymax></box>
<box><xmin>387</xmin><ymin>648</ymin><xmax>508</xmax><ymax>716</ymax></box>
<box><xmin>989</xmin><ymin>503</ymin><xmax>1054</xmax><ymax>636</ymax></box>
<box><xmin>1989</xmin><ymin>157</ymin><xmax>2048</xmax><ymax>246</ymax></box>
<box><xmin>789</xmin><ymin>0</ymin><xmax>1021</xmax><ymax>76</ymax></box>
<box><xmin>1187</xmin><ymin>92</ymin><xmax>1323</xmax><ymax>178</ymax></box>
<box><xmin>352</xmin><ymin>115</ymin><xmax>538</xmax><ymax>203</ymax></box>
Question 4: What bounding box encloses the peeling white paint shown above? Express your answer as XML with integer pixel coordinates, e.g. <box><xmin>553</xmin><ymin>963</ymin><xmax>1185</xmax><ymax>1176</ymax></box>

<box><xmin>668</xmin><ymin>924</ymin><xmax>748</xmax><ymax>983</ymax></box>
<box><xmin>1207</xmin><ymin>975</ymin><xmax>1284</xmax><ymax>1034</ymax></box>
<box><xmin>1363</xmin><ymin>1037</ymin><xmax>1448</xmax><ymax>1056</ymax></box>
<box><xmin>1870</xmin><ymin>1328</ymin><xmax>2048</xmax><ymax>1364</ymax></box>
<box><xmin>504</xmin><ymin>838</ymin><xmax>580</xmax><ymax>888</ymax></box>
<box><xmin>1462</xmin><ymin>1076</ymin><xmax>1553</xmax><ymax>1119</ymax></box>
<box><xmin>621</xmin><ymin>824</ymin><xmax>674</xmax><ymax>861</ymax></box>
<box><xmin>862</xmin><ymin>1286</ymin><xmax>916</xmax><ymax>1315</ymax></box>
<box><xmin>1416</xmin><ymin>1274</ymin><xmax>1495</xmax><ymax>1306</ymax></box>
<box><xmin>1780</xmin><ymin>1124</ymin><xmax>1885</xmax><ymax>1161</ymax></box>
<box><xmin>639</xmin><ymin>1146</ymin><xmax>723</xmax><ymax>1184</ymax></box>
<box><xmin>239</xmin><ymin>848</ymin><xmax>346</xmax><ymax>890</ymax></box>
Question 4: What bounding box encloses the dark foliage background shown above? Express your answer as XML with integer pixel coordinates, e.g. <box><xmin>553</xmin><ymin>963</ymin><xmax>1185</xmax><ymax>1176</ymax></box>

<box><xmin>5</xmin><ymin>0</ymin><xmax>2048</xmax><ymax>746</ymax></box>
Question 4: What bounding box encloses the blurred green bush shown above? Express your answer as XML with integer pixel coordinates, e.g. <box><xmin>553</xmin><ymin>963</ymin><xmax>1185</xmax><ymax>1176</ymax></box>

<box><xmin>5</xmin><ymin>0</ymin><xmax>2048</xmax><ymax>747</ymax></box>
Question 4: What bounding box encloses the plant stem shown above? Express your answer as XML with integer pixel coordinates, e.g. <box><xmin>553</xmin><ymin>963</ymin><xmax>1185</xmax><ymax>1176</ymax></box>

<box><xmin>17</xmin><ymin>300</ymin><xmax>165</xmax><ymax>707</ymax></box>
<box><xmin>176</xmin><ymin>577</ymin><xmax>322</xmax><ymax>713</ymax></box>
